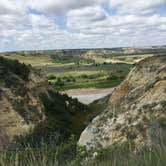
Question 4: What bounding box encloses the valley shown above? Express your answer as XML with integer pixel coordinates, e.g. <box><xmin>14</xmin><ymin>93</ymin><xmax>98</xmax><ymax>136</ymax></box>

<box><xmin>1</xmin><ymin>46</ymin><xmax>165</xmax><ymax>104</ymax></box>
<box><xmin>1</xmin><ymin>0</ymin><xmax>166</xmax><ymax>165</ymax></box>
<box><xmin>0</xmin><ymin>47</ymin><xmax>166</xmax><ymax>166</ymax></box>
<box><xmin>0</xmin><ymin>0</ymin><xmax>166</xmax><ymax>166</ymax></box>
<box><xmin>1</xmin><ymin>46</ymin><xmax>165</xmax><ymax>92</ymax></box>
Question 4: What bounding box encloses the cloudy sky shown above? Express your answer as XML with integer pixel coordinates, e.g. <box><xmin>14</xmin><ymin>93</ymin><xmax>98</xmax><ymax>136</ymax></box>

<box><xmin>0</xmin><ymin>0</ymin><xmax>166</xmax><ymax>51</ymax></box>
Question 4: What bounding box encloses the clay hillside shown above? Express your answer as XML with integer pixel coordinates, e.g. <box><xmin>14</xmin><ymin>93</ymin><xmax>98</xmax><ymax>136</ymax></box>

<box><xmin>79</xmin><ymin>55</ymin><xmax>166</xmax><ymax>151</ymax></box>
<box><xmin>0</xmin><ymin>57</ymin><xmax>88</xmax><ymax>147</ymax></box>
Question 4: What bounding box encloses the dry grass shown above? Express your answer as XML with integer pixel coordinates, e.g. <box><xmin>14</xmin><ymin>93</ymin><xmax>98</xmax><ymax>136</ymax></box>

<box><xmin>3</xmin><ymin>55</ymin><xmax>54</xmax><ymax>67</ymax></box>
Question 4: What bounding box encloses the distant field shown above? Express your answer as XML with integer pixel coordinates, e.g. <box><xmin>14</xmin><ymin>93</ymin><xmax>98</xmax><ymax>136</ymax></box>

<box><xmin>1</xmin><ymin>54</ymin><xmax>54</xmax><ymax>67</ymax></box>
<box><xmin>11</xmin><ymin>53</ymin><xmax>129</xmax><ymax>90</ymax></box>
<box><xmin>46</xmin><ymin>63</ymin><xmax>132</xmax><ymax>90</ymax></box>
<box><xmin>1</xmin><ymin>48</ymin><xmax>161</xmax><ymax>90</ymax></box>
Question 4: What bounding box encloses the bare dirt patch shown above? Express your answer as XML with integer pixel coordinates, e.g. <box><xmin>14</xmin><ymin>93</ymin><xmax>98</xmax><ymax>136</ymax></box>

<box><xmin>63</xmin><ymin>88</ymin><xmax>114</xmax><ymax>104</ymax></box>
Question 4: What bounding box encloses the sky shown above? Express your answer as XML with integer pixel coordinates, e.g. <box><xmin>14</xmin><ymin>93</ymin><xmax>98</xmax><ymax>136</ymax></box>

<box><xmin>0</xmin><ymin>0</ymin><xmax>166</xmax><ymax>51</ymax></box>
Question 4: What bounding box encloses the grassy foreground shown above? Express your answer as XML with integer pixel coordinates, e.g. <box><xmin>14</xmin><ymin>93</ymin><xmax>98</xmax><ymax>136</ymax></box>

<box><xmin>1</xmin><ymin>140</ymin><xmax>166</xmax><ymax>166</ymax></box>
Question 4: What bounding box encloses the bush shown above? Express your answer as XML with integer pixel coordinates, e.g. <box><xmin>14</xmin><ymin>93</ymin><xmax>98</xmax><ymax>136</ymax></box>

<box><xmin>107</xmin><ymin>73</ymin><xmax>119</xmax><ymax>80</ymax></box>
<box><xmin>79</xmin><ymin>74</ymin><xmax>88</xmax><ymax>79</ymax></box>
<box><xmin>62</xmin><ymin>76</ymin><xmax>76</xmax><ymax>82</ymax></box>
<box><xmin>0</xmin><ymin>57</ymin><xmax>30</xmax><ymax>81</ymax></box>
<box><xmin>157</xmin><ymin>117</ymin><xmax>166</xmax><ymax>128</ymax></box>
<box><xmin>55</xmin><ymin>78</ymin><xmax>64</xmax><ymax>87</ymax></box>
<box><xmin>47</xmin><ymin>74</ymin><xmax>56</xmax><ymax>80</ymax></box>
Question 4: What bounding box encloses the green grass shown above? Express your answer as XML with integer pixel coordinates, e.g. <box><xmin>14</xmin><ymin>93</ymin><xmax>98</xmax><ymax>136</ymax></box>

<box><xmin>1</xmin><ymin>52</ymin><xmax>133</xmax><ymax>90</ymax></box>
<box><xmin>47</xmin><ymin>63</ymin><xmax>132</xmax><ymax>90</ymax></box>
<box><xmin>87</xmin><ymin>143</ymin><xmax>166</xmax><ymax>166</ymax></box>
<box><xmin>54</xmin><ymin>79</ymin><xmax>122</xmax><ymax>91</ymax></box>
<box><xmin>51</xmin><ymin>54</ymin><xmax>95</xmax><ymax>65</ymax></box>
<box><xmin>1</xmin><ymin>139</ymin><xmax>166</xmax><ymax>166</ymax></box>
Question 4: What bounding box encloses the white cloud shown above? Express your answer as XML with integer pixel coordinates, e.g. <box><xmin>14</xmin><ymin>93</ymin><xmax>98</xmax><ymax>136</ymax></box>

<box><xmin>67</xmin><ymin>6</ymin><xmax>107</xmax><ymax>31</ymax></box>
<box><xmin>0</xmin><ymin>0</ymin><xmax>27</xmax><ymax>15</ymax></box>
<box><xmin>29</xmin><ymin>0</ymin><xmax>107</xmax><ymax>15</ymax></box>
<box><xmin>110</xmin><ymin>0</ymin><xmax>166</xmax><ymax>15</ymax></box>
<box><xmin>0</xmin><ymin>0</ymin><xmax>166</xmax><ymax>51</ymax></box>
<box><xmin>29</xmin><ymin>14</ymin><xmax>57</xmax><ymax>29</ymax></box>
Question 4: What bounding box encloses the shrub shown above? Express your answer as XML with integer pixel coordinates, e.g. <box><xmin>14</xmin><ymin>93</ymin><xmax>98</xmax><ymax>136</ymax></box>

<box><xmin>47</xmin><ymin>74</ymin><xmax>56</xmax><ymax>80</ymax></box>
<box><xmin>157</xmin><ymin>117</ymin><xmax>166</xmax><ymax>128</ymax></box>
<box><xmin>107</xmin><ymin>73</ymin><xmax>119</xmax><ymax>80</ymax></box>
<box><xmin>55</xmin><ymin>78</ymin><xmax>64</xmax><ymax>87</ymax></box>
<box><xmin>0</xmin><ymin>57</ymin><xmax>30</xmax><ymax>81</ymax></box>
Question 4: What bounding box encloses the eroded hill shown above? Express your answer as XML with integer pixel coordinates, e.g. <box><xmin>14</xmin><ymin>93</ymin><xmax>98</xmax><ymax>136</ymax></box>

<box><xmin>0</xmin><ymin>57</ymin><xmax>88</xmax><ymax>147</ymax></box>
<box><xmin>79</xmin><ymin>55</ymin><xmax>166</xmax><ymax>151</ymax></box>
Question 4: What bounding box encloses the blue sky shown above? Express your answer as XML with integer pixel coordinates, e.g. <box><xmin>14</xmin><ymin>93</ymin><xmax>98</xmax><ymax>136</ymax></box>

<box><xmin>0</xmin><ymin>0</ymin><xmax>166</xmax><ymax>51</ymax></box>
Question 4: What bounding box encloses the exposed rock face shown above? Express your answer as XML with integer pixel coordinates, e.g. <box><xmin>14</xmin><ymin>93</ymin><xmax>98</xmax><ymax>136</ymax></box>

<box><xmin>79</xmin><ymin>55</ymin><xmax>166</xmax><ymax>150</ymax></box>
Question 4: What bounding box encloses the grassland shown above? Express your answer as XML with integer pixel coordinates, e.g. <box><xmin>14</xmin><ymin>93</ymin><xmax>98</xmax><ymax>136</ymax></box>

<box><xmin>0</xmin><ymin>48</ymin><xmax>165</xmax><ymax>165</ymax></box>
<box><xmin>1</xmin><ymin>51</ymin><xmax>134</xmax><ymax>90</ymax></box>
<box><xmin>1</xmin><ymin>47</ymin><xmax>163</xmax><ymax>91</ymax></box>
<box><xmin>48</xmin><ymin>69</ymin><xmax>129</xmax><ymax>90</ymax></box>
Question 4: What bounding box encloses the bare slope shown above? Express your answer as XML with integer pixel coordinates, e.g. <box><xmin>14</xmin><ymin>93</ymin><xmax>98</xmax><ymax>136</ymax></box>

<box><xmin>0</xmin><ymin>57</ymin><xmax>88</xmax><ymax>147</ymax></box>
<box><xmin>0</xmin><ymin>57</ymin><xmax>47</xmax><ymax>146</ymax></box>
<box><xmin>79</xmin><ymin>55</ymin><xmax>166</xmax><ymax>150</ymax></box>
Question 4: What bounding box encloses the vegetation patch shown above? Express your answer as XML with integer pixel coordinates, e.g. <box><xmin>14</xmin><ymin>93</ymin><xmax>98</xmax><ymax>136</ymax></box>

<box><xmin>0</xmin><ymin>56</ymin><xmax>30</xmax><ymax>81</ymax></box>
<box><xmin>157</xmin><ymin>117</ymin><xmax>166</xmax><ymax>128</ymax></box>
<box><xmin>48</xmin><ymin>68</ymin><xmax>130</xmax><ymax>91</ymax></box>
<box><xmin>2</xmin><ymin>138</ymin><xmax>166</xmax><ymax>166</ymax></box>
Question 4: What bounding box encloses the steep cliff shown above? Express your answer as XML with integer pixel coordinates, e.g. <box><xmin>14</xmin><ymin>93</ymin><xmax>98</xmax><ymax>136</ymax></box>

<box><xmin>79</xmin><ymin>55</ymin><xmax>166</xmax><ymax>151</ymax></box>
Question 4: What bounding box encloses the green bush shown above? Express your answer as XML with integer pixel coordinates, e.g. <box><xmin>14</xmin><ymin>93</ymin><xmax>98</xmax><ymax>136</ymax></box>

<box><xmin>157</xmin><ymin>117</ymin><xmax>166</xmax><ymax>128</ymax></box>
<box><xmin>55</xmin><ymin>78</ymin><xmax>64</xmax><ymax>87</ymax></box>
<box><xmin>107</xmin><ymin>73</ymin><xmax>119</xmax><ymax>80</ymax></box>
<box><xmin>0</xmin><ymin>57</ymin><xmax>30</xmax><ymax>81</ymax></box>
<box><xmin>47</xmin><ymin>74</ymin><xmax>56</xmax><ymax>80</ymax></box>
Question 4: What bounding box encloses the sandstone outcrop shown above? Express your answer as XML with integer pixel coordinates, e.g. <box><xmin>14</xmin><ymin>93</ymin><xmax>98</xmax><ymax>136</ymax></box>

<box><xmin>79</xmin><ymin>55</ymin><xmax>166</xmax><ymax>151</ymax></box>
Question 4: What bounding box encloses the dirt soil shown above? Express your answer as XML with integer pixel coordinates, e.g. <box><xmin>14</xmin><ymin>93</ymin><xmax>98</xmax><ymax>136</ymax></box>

<box><xmin>63</xmin><ymin>88</ymin><xmax>114</xmax><ymax>104</ymax></box>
